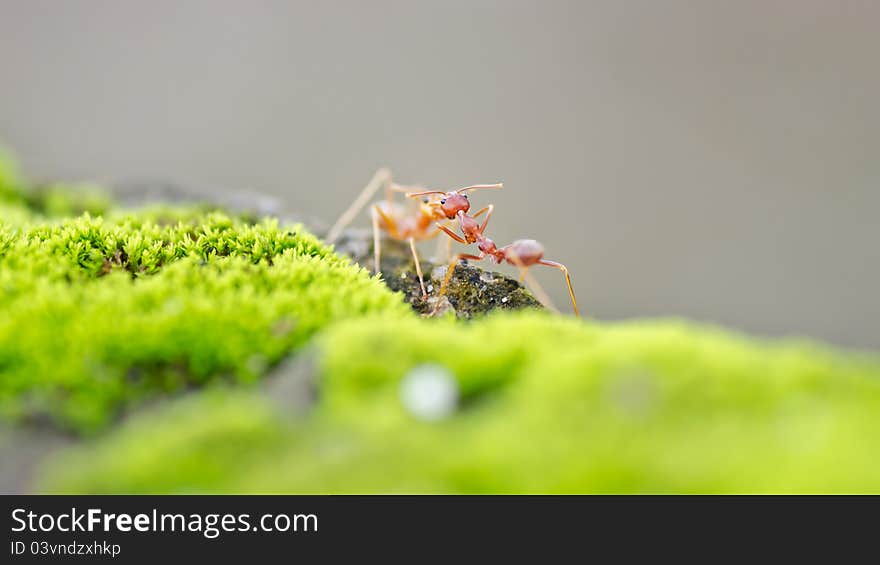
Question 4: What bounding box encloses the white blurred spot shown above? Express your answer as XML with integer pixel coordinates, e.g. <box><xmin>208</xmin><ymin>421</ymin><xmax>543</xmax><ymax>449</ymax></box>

<box><xmin>400</xmin><ymin>364</ymin><xmax>459</xmax><ymax>421</ymax></box>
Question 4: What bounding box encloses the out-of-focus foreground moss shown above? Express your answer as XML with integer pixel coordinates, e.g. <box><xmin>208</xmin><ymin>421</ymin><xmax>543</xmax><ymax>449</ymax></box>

<box><xmin>40</xmin><ymin>314</ymin><xmax>880</xmax><ymax>493</ymax></box>
<box><xmin>0</xmin><ymin>150</ymin><xmax>408</xmax><ymax>432</ymax></box>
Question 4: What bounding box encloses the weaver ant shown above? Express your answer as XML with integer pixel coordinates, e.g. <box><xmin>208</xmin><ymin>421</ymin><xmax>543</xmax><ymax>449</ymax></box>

<box><xmin>326</xmin><ymin>169</ymin><xmax>503</xmax><ymax>300</ymax></box>
<box><xmin>405</xmin><ymin>190</ymin><xmax>580</xmax><ymax>317</ymax></box>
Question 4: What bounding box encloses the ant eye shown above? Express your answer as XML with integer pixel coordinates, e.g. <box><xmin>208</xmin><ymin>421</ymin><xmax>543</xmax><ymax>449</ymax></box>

<box><xmin>464</xmin><ymin>194</ymin><xmax>469</xmax><ymax>199</ymax></box>
<box><xmin>422</xmin><ymin>198</ymin><xmax>429</xmax><ymax>203</ymax></box>
<box><xmin>440</xmin><ymin>199</ymin><xmax>446</xmax><ymax>205</ymax></box>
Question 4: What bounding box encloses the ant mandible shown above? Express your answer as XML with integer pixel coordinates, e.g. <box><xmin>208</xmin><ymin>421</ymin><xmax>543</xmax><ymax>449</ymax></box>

<box><xmin>326</xmin><ymin>169</ymin><xmax>503</xmax><ymax>300</ymax></box>
<box><xmin>405</xmin><ymin>190</ymin><xmax>580</xmax><ymax>317</ymax></box>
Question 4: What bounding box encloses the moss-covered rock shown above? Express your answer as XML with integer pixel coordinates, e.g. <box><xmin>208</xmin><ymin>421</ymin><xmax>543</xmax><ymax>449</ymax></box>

<box><xmin>330</xmin><ymin>229</ymin><xmax>542</xmax><ymax>317</ymax></box>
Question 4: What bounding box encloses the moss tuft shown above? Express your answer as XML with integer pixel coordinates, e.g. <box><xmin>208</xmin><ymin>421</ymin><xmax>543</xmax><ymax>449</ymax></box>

<box><xmin>0</xmin><ymin>207</ymin><xmax>410</xmax><ymax>433</ymax></box>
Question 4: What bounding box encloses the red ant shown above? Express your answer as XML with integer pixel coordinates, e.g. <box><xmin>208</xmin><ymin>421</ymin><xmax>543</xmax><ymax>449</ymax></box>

<box><xmin>326</xmin><ymin>169</ymin><xmax>503</xmax><ymax>300</ymax></box>
<box><xmin>405</xmin><ymin>190</ymin><xmax>580</xmax><ymax>317</ymax></box>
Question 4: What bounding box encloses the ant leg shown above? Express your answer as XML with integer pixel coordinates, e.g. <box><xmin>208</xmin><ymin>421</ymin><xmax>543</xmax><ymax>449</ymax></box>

<box><xmin>370</xmin><ymin>204</ymin><xmax>406</xmax><ymax>274</ymax></box>
<box><xmin>504</xmin><ymin>250</ymin><xmax>528</xmax><ymax>283</ymax></box>
<box><xmin>471</xmin><ymin>204</ymin><xmax>494</xmax><ymax>233</ymax></box>
<box><xmin>385</xmin><ymin>180</ymin><xmax>397</xmax><ymax>202</ymax></box>
<box><xmin>438</xmin><ymin>253</ymin><xmax>484</xmax><ymax>296</ymax></box>
<box><xmin>408</xmin><ymin>237</ymin><xmax>428</xmax><ymax>300</ymax></box>
<box><xmin>373</xmin><ymin>205</ymin><xmax>401</xmax><ymax>238</ymax></box>
<box><xmin>433</xmin><ymin>253</ymin><xmax>485</xmax><ymax>314</ymax></box>
<box><xmin>521</xmin><ymin>269</ymin><xmax>561</xmax><ymax>313</ymax></box>
<box><xmin>471</xmin><ymin>206</ymin><xmax>490</xmax><ymax>218</ymax></box>
<box><xmin>370</xmin><ymin>206</ymin><xmax>382</xmax><ymax>274</ymax></box>
<box><xmin>539</xmin><ymin>260</ymin><xmax>580</xmax><ymax>317</ymax></box>
<box><xmin>326</xmin><ymin>168</ymin><xmax>392</xmax><ymax>244</ymax></box>
<box><xmin>435</xmin><ymin>224</ymin><xmax>468</xmax><ymax>244</ymax></box>
<box><xmin>504</xmin><ymin>251</ymin><xmax>562</xmax><ymax>314</ymax></box>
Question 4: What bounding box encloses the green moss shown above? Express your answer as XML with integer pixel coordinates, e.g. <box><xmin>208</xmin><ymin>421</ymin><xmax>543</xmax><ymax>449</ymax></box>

<box><xmin>39</xmin><ymin>313</ymin><xmax>880</xmax><ymax>493</ymax></box>
<box><xmin>0</xmin><ymin>209</ymin><xmax>409</xmax><ymax>433</ymax></box>
<box><xmin>38</xmin><ymin>389</ymin><xmax>290</xmax><ymax>493</ymax></box>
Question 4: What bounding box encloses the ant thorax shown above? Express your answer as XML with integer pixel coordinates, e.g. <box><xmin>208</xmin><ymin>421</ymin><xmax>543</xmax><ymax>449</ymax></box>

<box><xmin>457</xmin><ymin>212</ymin><xmax>481</xmax><ymax>243</ymax></box>
<box><xmin>376</xmin><ymin>201</ymin><xmax>420</xmax><ymax>236</ymax></box>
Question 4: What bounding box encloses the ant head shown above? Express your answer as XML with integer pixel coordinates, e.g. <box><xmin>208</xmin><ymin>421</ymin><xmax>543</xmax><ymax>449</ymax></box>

<box><xmin>406</xmin><ymin>183</ymin><xmax>502</xmax><ymax>219</ymax></box>
<box><xmin>405</xmin><ymin>190</ymin><xmax>470</xmax><ymax>219</ymax></box>
<box><xmin>438</xmin><ymin>192</ymin><xmax>470</xmax><ymax>219</ymax></box>
<box><xmin>439</xmin><ymin>183</ymin><xmax>503</xmax><ymax>219</ymax></box>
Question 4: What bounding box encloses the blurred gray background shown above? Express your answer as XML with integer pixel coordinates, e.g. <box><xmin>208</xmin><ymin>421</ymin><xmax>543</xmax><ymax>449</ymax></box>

<box><xmin>1</xmin><ymin>0</ymin><xmax>878</xmax><ymax>349</ymax></box>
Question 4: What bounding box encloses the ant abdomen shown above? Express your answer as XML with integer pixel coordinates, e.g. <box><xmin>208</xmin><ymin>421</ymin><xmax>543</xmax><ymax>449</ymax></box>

<box><xmin>504</xmin><ymin>239</ymin><xmax>545</xmax><ymax>266</ymax></box>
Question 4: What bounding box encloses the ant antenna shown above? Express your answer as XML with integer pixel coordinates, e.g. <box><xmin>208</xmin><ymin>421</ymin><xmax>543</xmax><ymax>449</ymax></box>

<box><xmin>389</xmin><ymin>182</ymin><xmax>422</xmax><ymax>193</ymax></box>
<box><xmin>405</xmin><ymin>189</ymin><xmax>446</xmax><ymax>199</ymax></box>
<box><xmin>454</xmin><ymin>183</ymin><xmax>503</xmax><ymax>194</ymax></box>
<box><xmin>406</xmin><ymin>183</ymin><xmax>503</xmax><ymax>199</ymax></box>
